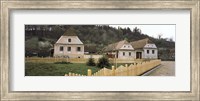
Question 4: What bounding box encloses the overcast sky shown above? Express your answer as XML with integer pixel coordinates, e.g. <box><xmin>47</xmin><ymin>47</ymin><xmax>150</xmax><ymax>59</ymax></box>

<box><xmin>109</xmin><ymin>25</ymin><xmax>176</xmax><ymax>41</ymax></box>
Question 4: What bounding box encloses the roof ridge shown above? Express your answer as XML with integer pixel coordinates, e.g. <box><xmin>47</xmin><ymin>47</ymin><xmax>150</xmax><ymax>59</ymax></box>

<box><xmin>130</xmin><ymin>38</ymin><xmax>149</xmax><ymax>43</ymax></box>
<box><xmin>103</xmin><ymin>40</ymin><xmax>127</xmax><ymax>52</ymax></box>
<box><xmin>130</xmin><ymin>38</ymin><xmax>154</xmax><ymax>49</ymax></box>
<box><xmin>107</xmin><ymin>40</ymin><xmax>126</xmax><ymax>46</ymax></box>
<box><xmin>103</xmin><ymin>38</ymin><xmax>155</xmax><ymax>52</ymax></box>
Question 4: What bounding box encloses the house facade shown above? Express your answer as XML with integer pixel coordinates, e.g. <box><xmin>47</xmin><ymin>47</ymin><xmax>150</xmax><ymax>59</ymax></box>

<box><xmin>54</xmin><ymin>28</ymin><xmax>84</xmax><ymax>58</ymax></box>
<box><xmin>103</xmin><ymin>38</ymin><xmax>158</xmax><ymax>59</ymax></box>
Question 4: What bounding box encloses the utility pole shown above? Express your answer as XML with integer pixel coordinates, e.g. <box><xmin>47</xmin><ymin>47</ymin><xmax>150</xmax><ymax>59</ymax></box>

<box><xmin>115</xmin><ymin>51</ymin><xmax>117</xmax><ymax>68</ymax></box>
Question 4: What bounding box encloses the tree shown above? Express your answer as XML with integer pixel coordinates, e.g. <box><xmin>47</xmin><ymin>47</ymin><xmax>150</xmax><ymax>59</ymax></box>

<box><xmin>133</xmin><ymin>27</ymin><xmax>141</xmax><ymax>33</ymax></box>
<box><xmin>97</xmin><ymin>56</ymin><xmax>111</xmax><ymax>68</ymax></box>
<box><xmin>169</xmin><ymin>37</ymin><xmax>174</xmax><ymax>42</ymax></box>
<box><xmin>126</xmin><ymin>27</ymin><xmax>132</xmax><ymax>33</ymax></box>
<box><xmin>86</xmin><ymin>58</ymin><xmax>96</xmax><ymax>66</ymax></box>
<box><xmin>158</xmin><ymin>33</ymin><xmax>163</xmax><ymax>39</ymax></box>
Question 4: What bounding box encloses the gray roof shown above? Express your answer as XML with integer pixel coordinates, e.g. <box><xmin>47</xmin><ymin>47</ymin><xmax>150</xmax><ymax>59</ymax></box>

<box><xmin>63</xmin><ymin>27</ymin><xmax>77</xmax><ymax>36</ymax></box>
<box><xmin>130</xmin><ymin>38</ymin><xmax>154</xmax><ymax>49</ymax></box>
<box><xmin>103</xmin><ymin>38</ymin><xmax>155</xmax><ymax>52</ymax></box>
<box><xmin>103</xmin><ymin>40</ymin><xmax>129</xmax><ymax>52</ymax></box>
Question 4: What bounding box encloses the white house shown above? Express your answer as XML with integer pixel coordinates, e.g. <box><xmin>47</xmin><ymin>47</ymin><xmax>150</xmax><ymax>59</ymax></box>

<box><xmin>103</xmin><ymin>38</ymin><xmax>158</xmax><ymax>59</ymax></box>
<box><xmin>103</xmin><ymin>40</ymin><xmax>134</xmax><ymax>59</ymax></box>
<box><xmin>53</xmin><ymin>28</ymin><xmax>84</xmax><ymax>58</ymax></box>
<box><xmin>130</xmin><ymin>38</ymin><xmax>158</xmax><ymax>59</ymax></box>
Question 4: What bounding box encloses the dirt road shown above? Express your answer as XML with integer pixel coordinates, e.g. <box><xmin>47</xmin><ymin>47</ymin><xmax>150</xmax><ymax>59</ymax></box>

<box><xmin>146</xmin><ymin>61</ymin><xmax>175</xmax><ymax>76</ymax></box>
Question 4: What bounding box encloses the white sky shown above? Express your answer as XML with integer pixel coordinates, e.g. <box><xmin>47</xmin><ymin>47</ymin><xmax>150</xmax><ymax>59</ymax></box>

<box><xmin>109</xmin><ymin>25</ymin><xmax>176</xmax><ymax>41</ymax></box>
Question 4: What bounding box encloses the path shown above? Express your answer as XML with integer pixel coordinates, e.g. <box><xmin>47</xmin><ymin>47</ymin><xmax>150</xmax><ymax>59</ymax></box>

<box><xmin>145</xmin><ymin>61</ymin><xmax>175</xmax><ymax>76</ymax></box>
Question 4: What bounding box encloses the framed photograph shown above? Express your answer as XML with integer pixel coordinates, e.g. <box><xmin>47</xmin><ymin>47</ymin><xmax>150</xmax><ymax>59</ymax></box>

<box><xmin>24</xmin><ymin>24</ymin><xmax>172</xmax><ymax>77</ymax></box>
<box><xmin>1</xmin><ymin>0</ymin><xmax>199</xmax><ymax>100</ymax></box>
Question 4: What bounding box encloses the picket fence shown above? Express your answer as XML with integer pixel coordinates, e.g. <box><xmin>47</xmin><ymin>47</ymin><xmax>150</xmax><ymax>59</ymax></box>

<box><xmin>65</xmin><ymin>59</ymin><xmax>161</xmax><ymax>76</ymax></box>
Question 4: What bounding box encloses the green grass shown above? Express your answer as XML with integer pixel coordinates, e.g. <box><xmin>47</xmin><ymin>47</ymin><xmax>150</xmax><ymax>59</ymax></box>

<box><xmin>25</xmin><ymin>62</ymin><xmax>134</xmax><ymax>76</ymax></box>
<box><xmin>25</xmin><ymin>62</ymin><xmax>101</xmax><ymax>76</ymax></box>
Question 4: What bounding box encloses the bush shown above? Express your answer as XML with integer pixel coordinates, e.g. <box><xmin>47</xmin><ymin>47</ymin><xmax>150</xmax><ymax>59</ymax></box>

<box><xmin>97</xmin><ymin>56</ymin><xmax>110</xmax><ymax>68</ymax></box>
<box><xmin>86</xmin><ymin>58</ymin><xmax>96</xmax><ymax>66</ymax></box>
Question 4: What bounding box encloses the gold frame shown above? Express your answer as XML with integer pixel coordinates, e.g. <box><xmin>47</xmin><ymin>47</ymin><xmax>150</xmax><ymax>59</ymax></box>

<box><xmin>1</xmin><ymin>0</ymin><xmax>199</xmax><ymax>100</ymax></box>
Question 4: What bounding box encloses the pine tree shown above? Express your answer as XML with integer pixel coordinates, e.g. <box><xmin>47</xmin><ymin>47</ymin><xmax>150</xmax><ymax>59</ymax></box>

<box><xmin>86</xmin><ymin>58</ymin><xmax>96</xmax><ymax>66</ymax></box>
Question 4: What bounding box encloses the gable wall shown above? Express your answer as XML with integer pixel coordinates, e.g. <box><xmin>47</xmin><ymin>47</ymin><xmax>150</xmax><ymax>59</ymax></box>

<box><xmin>120</xmin><ymin>44</ymin><xmax>134</xmax><ymax>50</ymax></box>
<box><xmin>56</xmin><ymin>36</ymin><xmax>83</xmax><ymax>44</ymax></box>
<box><xmin>54</xmin><ymin>35</ymin><xmax>84</xmax><ymax>58</ymax></box>
<box><xmin>144</xmin><ymin>43</ymin><xmax>157</xmax><ymax>48</ymax></box>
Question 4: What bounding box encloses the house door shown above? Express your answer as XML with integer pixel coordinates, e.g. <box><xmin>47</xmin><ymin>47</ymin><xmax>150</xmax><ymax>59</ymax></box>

<box><xmin>136</xmin><ymin>52</ymin><xmax>142</xmax><ymax>59</ymax></box>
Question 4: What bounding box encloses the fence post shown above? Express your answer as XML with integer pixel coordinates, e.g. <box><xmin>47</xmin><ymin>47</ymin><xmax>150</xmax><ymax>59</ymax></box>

<box><xmin>141</xmin><ymin>62</ymin><xmax>146</xmax><ymax>73</ymax></box>
<box><xmin>103</xmin><ymin>68</ymin><xmax>106</xmax><ymax>76</ymax></box>
<box><xmin>87</xmin><ymin>69</ymin><xmax>92</xmax><ymax>76</ymax></box>
<box><xmin>125</xmin><ymin>64</ymin><xmax>129</xmax><ymax>76</ymax></box>
<box><xmin>112</xmin><ymin>66</ymin><xmax>115</xmax><ymax>76</ymax></box>
<box><xmin>72</xmin><ymin>73</ymin><xmax>75</xmax><ymax>76</ymax></box>
<box><xmin>69</xmin><ymin>72</ymin><xmax>72</xmax><ymax>76</ymax></box>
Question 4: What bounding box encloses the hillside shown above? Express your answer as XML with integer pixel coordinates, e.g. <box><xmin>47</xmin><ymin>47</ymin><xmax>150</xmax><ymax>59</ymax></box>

<box><xmin>25</xmin><ymin>25</ymin><xmax>175</xmax><ymax>60</ymax></box>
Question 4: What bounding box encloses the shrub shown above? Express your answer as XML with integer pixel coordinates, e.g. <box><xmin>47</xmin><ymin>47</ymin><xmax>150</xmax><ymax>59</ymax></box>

<box><xmin>97</xmin><ymin>56</ymin><xmax>110</xmax><ymax>68</ymax></box>
<box><xmin>86</xmin><ymin>58</ymin><xmax>96</xmax><ymax>66</ymax></box>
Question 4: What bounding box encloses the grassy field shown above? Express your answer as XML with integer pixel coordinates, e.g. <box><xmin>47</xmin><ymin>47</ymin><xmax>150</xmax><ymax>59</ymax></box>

<box><xmin>25</xmin><ymin>62</ymin><xmax>102</xmax><ymax>76</ymax></box>
<box><xmin>25</xmin><ymin>62</ymin><xmax>132</xmax><ymax>76</ymax></box>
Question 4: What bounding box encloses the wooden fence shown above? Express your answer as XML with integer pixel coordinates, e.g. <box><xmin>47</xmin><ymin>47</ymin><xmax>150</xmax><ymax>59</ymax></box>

<box><xmin>26</xmin><ymin>57</ymin><xmax>87</xmax><ymax>63</ymax></box>
<box><xmin>64</xmin><ymin>73</ymin><xmax>86</xmax><ymax>76</ymax></box>
<box><xmin>65</xmin><ymin>60</ymin><xmax>161</xmax><ymax>76</ymax></box>
<box><xmin>25</xmin><ymin>57</ymin><xmax>147</xmax><ymax>63</ymax></box>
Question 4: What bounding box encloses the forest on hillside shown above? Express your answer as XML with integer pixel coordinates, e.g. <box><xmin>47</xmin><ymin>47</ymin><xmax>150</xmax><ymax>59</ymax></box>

<box><xmin>25</xmin><ymin>25</ymin><xmax>175</xmax><ymax>60</ymax></box>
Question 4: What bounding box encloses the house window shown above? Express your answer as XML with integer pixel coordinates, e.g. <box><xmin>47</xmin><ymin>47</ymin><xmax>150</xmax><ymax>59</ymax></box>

<box><xmin>147</xmin><ymin>50</ymin><xmax>149</xmax><ymax>54</ymax></box>
<box><xmin>77</xmin><ymin>47</ymin><xmax>81</xmax><ymax>51</ymax></box>
<box><xmin>123</xmin><ymin>52</ymin><xmax>125</xmax><ymax>56</ymax></box>
<box><xmin>129</xmin><ymin>52</ymin><xmax>131</xmax><ymax>56</ymax></box>
<box><xmin>60</xmin><ymin>46</ymin><xmax>64</xmax><ymax>51</ymax></box>
<box><xmin>124</xmin><ymin>46</ymin><xmax>126</xmax><ymax>48</ymax></box>
<box><xmin>152</xmin><ymin>50</ymin><xmax>155</xmax><ymax>54</ymax></box>
<box><xmin>67</xmin><ymin>47</ymin><xmax>71</xmax><ymax>51</ymax></box>
<box><xmin>68</xmin><ymin>38</ymin><xmax>71</xmax><ymax>42</ymax></box>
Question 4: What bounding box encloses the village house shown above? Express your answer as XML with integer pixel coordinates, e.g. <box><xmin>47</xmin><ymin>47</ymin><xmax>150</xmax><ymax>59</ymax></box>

<box><xmin>53</xmin><ymin>28</ymin><xmax>84</xmax><ymax>58</ymax></box>
<box><xmin>103</xmin><ymin>38</ymin><xmax>158</xmax><ymax>59</ymax></box>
